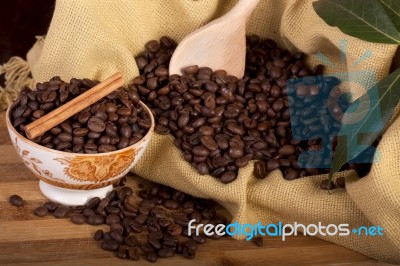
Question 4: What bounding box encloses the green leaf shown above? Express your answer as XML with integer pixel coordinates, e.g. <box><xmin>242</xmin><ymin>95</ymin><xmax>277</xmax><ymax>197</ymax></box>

<box><xmin>378</xmin><ymin>0</ymin><xmax>400</xmax><ymax>31</ymax></box>
<box><xmin>329</xmin><ymin>68</ymin><xmax>400</xmax><ymax>181</ymax></box>
<box><xmin>313</xmin><ymin>0</ymin><xmax>400</xmax><ymax>44</ymax></box>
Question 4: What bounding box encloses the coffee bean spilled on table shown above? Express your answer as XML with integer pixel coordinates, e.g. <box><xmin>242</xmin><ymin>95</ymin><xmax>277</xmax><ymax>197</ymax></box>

<box><xmin>10</xmin><ymin>177</ymin><xmax>247</xmax><ymax>262</ymax></box>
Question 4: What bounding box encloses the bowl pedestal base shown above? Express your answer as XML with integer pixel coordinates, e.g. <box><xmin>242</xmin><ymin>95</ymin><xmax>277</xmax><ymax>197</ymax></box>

<box><xmin>39</xmin><ymin>181</ymin><xmax>113</xmax><ymax>206</ymax></box>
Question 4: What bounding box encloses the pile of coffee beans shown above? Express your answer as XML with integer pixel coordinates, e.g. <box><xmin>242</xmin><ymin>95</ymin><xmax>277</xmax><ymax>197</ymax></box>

<box><xmin>10</xmin><ymin>77</ymin><xmax>150</xmax><ymax>153</ymax></box>
<box><xmin>9</xmin><ymin>177</ymin><xmax>259</xmax><ymax>262</ymax></box>
<box><xmin>129</xmin><ymin>36</ymin><xmax>357</xmax><ymax>185</ymax></box>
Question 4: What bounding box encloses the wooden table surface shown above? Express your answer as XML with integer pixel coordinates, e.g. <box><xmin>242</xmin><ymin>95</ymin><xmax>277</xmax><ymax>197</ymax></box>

<box><xmin>0</xmin><ymin>111</ymin><xmax>394</xmax><ymax>266</ymax></box>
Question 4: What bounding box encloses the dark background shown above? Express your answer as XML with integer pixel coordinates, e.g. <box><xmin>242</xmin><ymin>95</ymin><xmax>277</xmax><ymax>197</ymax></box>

<box><xmin>0</xmin><ymin>0</ymin><xmax>55</xmax><ymax>84</ymax></box>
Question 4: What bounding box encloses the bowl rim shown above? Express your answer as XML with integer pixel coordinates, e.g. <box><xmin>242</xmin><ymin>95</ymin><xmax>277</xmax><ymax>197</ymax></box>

<box><xmin>6</xmin><ymin>100</ymin><xmax>155</xmax><ymax>156</ymax></box>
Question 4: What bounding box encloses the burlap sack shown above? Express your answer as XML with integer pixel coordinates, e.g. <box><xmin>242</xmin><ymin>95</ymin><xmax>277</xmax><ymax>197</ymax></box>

<box><xmin>7</xmin><ymin>0</ymin><xmax>400</xmax><ymax>263</ymax></box>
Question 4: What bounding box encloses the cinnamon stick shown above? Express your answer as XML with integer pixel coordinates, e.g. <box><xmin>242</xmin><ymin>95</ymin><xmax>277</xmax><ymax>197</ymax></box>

<box><xmin>24</xmin><ymin>72</ymin><xmax>124</xmax><ymax>140</ymax></box>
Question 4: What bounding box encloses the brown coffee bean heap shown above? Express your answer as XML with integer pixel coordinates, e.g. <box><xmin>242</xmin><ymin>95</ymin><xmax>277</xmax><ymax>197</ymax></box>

<box><xmin>10</xmin><ymin>77</ymin><xmax>150</xmax><ymax>154</ymax></box>
<box><xmin>131</xmin><ymin>36</ymin><xmax>348</xmax><ymax>184</ymax></box>
<box><xmin>27</xmin><ymin>177</ymin><xmax>256</xmax><ymax>262</ymax></box>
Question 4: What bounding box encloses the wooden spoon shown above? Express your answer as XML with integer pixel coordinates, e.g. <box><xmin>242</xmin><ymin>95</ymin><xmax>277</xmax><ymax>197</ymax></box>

<box><xmin>169</xmin><ymin>0</ymin><xmax>260</xmax><ymax>79</ymax></box>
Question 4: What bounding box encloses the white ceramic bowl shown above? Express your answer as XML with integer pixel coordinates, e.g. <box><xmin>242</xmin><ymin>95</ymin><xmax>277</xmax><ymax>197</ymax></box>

<box><xmin>6</xmin><ymin>101</ymin><xmax>154</xmax><ymax>206</ymax></box>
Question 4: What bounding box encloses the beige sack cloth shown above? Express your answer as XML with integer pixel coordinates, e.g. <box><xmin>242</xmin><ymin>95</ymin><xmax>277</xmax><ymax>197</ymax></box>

<box><xmin>13</xmin><ymin>0</ymin><xmax>400</xmax><ymax>263</ymax></box>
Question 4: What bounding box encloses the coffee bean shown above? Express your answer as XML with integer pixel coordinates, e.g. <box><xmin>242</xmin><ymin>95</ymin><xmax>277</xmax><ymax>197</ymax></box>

<box><xmin>255</xmin><ymin>237</ymin><xmax>263</xmax><ymax>247</ymax></box>
<box><xmin>146</xmin><ymin>251</ymin><xmax>158</xmax><ymax>262</ymax></box>
<box><xmin>124</xmin><ymin>235</ymin><xmax>139</xmax><ymax>247</ymax></box>
<box><xmin>278</xmin><ymin>145</ymin><xmax>295</xmax><ymax>156</ymax></box>
<box><xmin>167</xmin><ymin>223</ymin><xmax>183</xmax><ymax>236</ymax></box>
<box><xmin>228</xmin><ymin>146</ymin><xmax>244</xmax><ymax>159</ymax></box>
<box><xmin>148</xmin><ymin>237</ymin><xmax>162</xmax><ymax>250</ymax></box>
<box><xmin>70</xmin><ymin>213</ymin><xmax>86</xmax><ymax>224</ymax></box>
<box><xmin>266</xmin><ymin>159</ymin><xmax>280</xmax><ymax>172</ymax></box>
<box><xmin>116</xmin><ymin>247</ymin><xmax>128</xmax><ymax>259</ymax></box>
<box><xmin>163</xmin><ymin>200</ymin><xmax>179</xmax><ymax>210</ymax></box>
<box><xmin>87</xmin><ymin>214</ymin><xmax>104</xmax><ymax>225</ymax></box>
<box><xmin>9</xmin><ymin>195</ymin><xmax>24</xmax><ymax>207</ymax></box>
<box><xmin>151</xmin><ymin>207</ymin><xmax>167</xmax><ymax>218</ymax></box>
<box><xmin>94</xmin><ymin>230</ymin><xmax>103</xmax><ymax>241</ymax></box>
<box><xmin>87</xmin><ymin>117</ymin><xmax>106</xmax><ymax>133</ymax></box>
<box><xmin>220</xmin><ymin>171</ymin><xmax>237</xmax><ymax>184</ymax></box>
<box><xmin>34</xmin><ymin>206</ymin><xmax>48</xmax><ymax>217</ymax></box>
<box><xmin>254</xmin><ymin>161</ymin><xmax>267</xmax><ymax>179</ymax></box>
<box><xmin>106</xmin><ymin>214</ymin><xmax>121</xmax><ymax>225</ymax></box>
<box><xmin>201</xmin><ymin>208</ymin><xmax>216</xmax><ymax>220</ymax></box>
<box><xmin>52</xmin><ymin>206</ymin><xmax>69</xmax><ymax>218</ymax></box>
<box><xmin>182</xmin><ymin>65</ymin><xmax>199</xmax><ymax>75</ymax></box>
<box><xmin>85</xmin><ymin>197</ymin><xmax>100</xmax><ymax>209</ymax></box>
<box><xmin>282</xmin><ymin>168</ymin><xmax>297</xmax><ymax>180</ymax></box>
<box><xmin>128</xmin><ymin>247</ymin><xmax>140</xmax><ymax>260</ymax></box>
<box><xmin>44</xmin><ymin>201</ymin><xmax>58</xmax><ymax>212</ymax></box>
<box><xmin>335</xmin><ymin>177</ymin><xmax>346</xmax><ymax>188</ymax></box>
<box><xmin>320</xmin><ymin>179</ymin><xmax>336</xmax><ymax>190</ymax></box>
<box><xmin>158</xmin><ymin>247</ymin><xmax>175</xmax><ymax>258</ymax></box>
<box><xmin>102</xmin><ymin>239</ymin><xmax>120</xmax><ymax>251</ymax></box>
<box><xmin>110</xmin><ymin>230</ymin><xmax>124</xmax><ymax>243</ymax></box>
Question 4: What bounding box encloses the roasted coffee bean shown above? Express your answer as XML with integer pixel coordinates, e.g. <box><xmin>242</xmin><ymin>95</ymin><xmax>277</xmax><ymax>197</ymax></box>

<box><xmin>335</xmin><ymin>177</ymin><xmax>346</xmax><ymax>188</ymax></box>
<box><xmin>201</xmin><ymin>208</ymin><xmax>216</xmax><ymax>220</ymax></box>
<box><xmin>106</xmin><ymin>214</ymin><xmax>121</xmax><ymax>225</ymax></box>
<box><xmin>255</xmin><ymin>237</ymin><xmax>263</xmax><ymax>247</ymax></box>
<box><xmin>182</xmin><ymin>65</ymin><xmax>199</xmax><ymax>75</ymax></box>
<box><xmin>284</xmin><ymin>168</ymin><xmax>299</xmax><ymax>180</ymax></box>
<box><xmin>190</xmin><ymin>211</ymin><xmax>202</xmax><ymax>224</ymax></box>
<box><xmin>114</xmin><ymin>223</ymin><xmax>126</xmax><ymax>236</ymax></box>
<box><xmin>94</xmin><ymin>229</ymin><xmax>103</xmax><ymax>241</ymax></box>
<box><xmin>87</xmin><ymin>117</ymin><xmax>106</xmax><ymax>133</ymax></box>
<box><xmin>110</xmin><ymin>230</ymin><xmax>124</xmax><ymax>243</ymax></box>
<box><xmin>254</xmin><ymin>161</ymin><xmax>267</xmax><ymax>179</ymax></box>
<box><xmin>44</xmin><ymin>201</ymin><xmax>58</xmax><ymax>212</ymax></box>
<box><xmin>53</xmin><ymin>206</ymin><xmax>70</xmax><ymax>218</ymax></box>
<box><xmin>182</xmin><ymin>240</ymin><xmax>197</xmax><ymax>259</ymax></box>
<box><xmin>151</xmin><ymin>207</ymin><xmax>167</xmax><ymax>218</ymax></box>
<box><xmin>163</xmin><ymin>200</ymin><xmax>179</xmax><ymax>210</ymax></box>
<box><xmin>148</xmin><ymin>237</ymin><xmax>162</xmax><ymax>250</ymax></box>
<box><xmin>85</xmin><ymin>197</ymin><xmax>100</xmax><ymax>209</ymax></box>
<box><xmin>101</xmin><ymin>239</ymin><xmax>120</xmax><ymax>251</ymax></box>
<box><xmin>134</xmin><ymin>213</ymin><xmax>148</xmax><ymax>224</ymax></box>
<box><xmin>9</xmin><ymin>195</ymin><xmax>24</xmax><ymax>207</ymax></box>
<box><xmin>146</xmin><ymin>251</ymin><xmax>158</xmax><ymax>262</ymax></box>
<box><xmin>141</xmin><ymin>199</ymin><xmax>156</xmax><ymax>208</ymax></box>
<box><xmin>278</xmin><ymin>145</ymin><xmax>295</xmax><ymax>156</ymax></box>
<box><xmin>34</xmin><ymin>206</ymin><xmax>48</xmax><ymax>217</ymax></box>
<box><xmin>167</xmin><ymin>223</ymin><xmax>183</xmax><ymax>236</ymax></box>
<box><xmin>320</xmin><ymin>179</ymin><xmax>336</xmax><ymax>190</ymax></box>
<box><xmin>116</xmin><ymin>247</ymin><xmax>128</xmax><ymax>259</ymax></box>
<box><xmin>266</xmin><ymin>159</ymin><xmax>280</xmax><ymax>172</ymax></box>
<box><xmin>192</xmin><ymin>235</ymin><xmax>207</xmax><ymax>244</ymax></box>
<box><xmin>128</xmin><ymin>247</ymin><xmax>140</xmax><ymax>260</ymax></box>
<box><xmin>130</xmin><ymin>220</ymin><xmax>144</xmax><ymax>233</ymax></box>
<box><xmin>70</xmin><ymin>213</ymin><xmax>86</xmax><ymax>224</ymax></box>
<box><xmin>220</xmin><ymin>171</ymin><xmax>237</xmax><ymax>184</ymax></box>
<box><xmin>158</xmin><ymin>247</ymin><xmax>175</xmax><ymax>258</ymax></box>
<box><xmin>124</xmin><ymin>235</ymin><xmax>139</xmax><ymax>247</ymax></box>
<box><xmin>87</xmin><ymin>214</ymin><xmax>104</xmax><ymax>225</ymax></box>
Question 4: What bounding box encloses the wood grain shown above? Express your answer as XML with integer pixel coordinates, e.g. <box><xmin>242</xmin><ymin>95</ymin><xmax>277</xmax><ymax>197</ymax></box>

<box><xmin>0</xmin><ymin>111</ymin><xmax>393</xmax><ymax>265</ymax></box>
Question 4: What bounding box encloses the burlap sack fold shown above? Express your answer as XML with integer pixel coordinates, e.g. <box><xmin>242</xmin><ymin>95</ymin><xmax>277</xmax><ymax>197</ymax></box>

<box><xmin>22</xmin><ymin>0</ymin><xmax>400</xmax><ymax>263</ymax></box>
